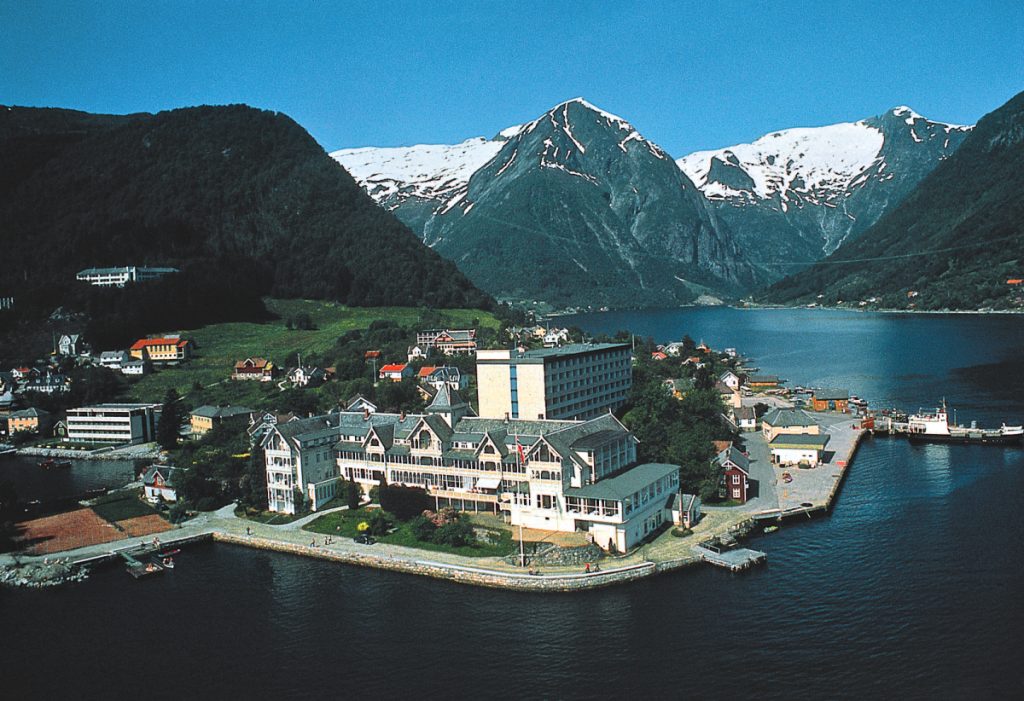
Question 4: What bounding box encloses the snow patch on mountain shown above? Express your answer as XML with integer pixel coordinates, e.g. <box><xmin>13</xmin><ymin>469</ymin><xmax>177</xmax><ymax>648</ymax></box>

<box><xmin>678</xmin><ymin>121</ymin><xmax>885</xmax><ymax>202</ymax></box>
<box><xmin>331</xmin><ymin>134</ymin><xmax>513</xmax><ymax>205</ymax></box>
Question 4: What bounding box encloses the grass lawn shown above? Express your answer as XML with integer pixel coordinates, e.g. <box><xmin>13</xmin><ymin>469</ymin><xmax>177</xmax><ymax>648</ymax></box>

<box><xmin>233</xmin><ymin>505</ymin><xmax>305</xmax><ymax>525</ymax></box>
<box><xmin>122</xmin><ymin>299</ymin><xmax>499</xmax><ymax>404</ymax></box>
<box><xmin>303</xmin><ymin>508</ymin><xmax>513</xmax><ymax>558</ymax></box>
<box><xmin>90</xmin><ymin>490</ymin><xmax>161</xmax><ymax>523</ymax></box>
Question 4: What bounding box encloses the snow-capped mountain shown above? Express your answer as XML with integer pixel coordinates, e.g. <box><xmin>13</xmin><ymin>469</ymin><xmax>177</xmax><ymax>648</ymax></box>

<box><xmin>332</xmin><ymin>126</ymin><xmax>521</xmax><ymax>235</ymax></box>
<box><xmin>332</xmin><ymin>101</ymin><xmax>972</xmax><ymax>305</ymax></box>
<box><xmin>418</xmin><ymin>98</ymin><xmax>757</xmax><ymax>309</ymax></box>
<box><xmin>677</xmin><ymin>107</ymin><xmax>972</xmax><ymax>266</ymax></box>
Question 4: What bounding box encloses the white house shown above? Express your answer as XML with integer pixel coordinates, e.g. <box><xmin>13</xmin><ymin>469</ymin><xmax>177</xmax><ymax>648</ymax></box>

<box><xmin>99</xmin><ymin>350</ymin><xmax>130</xmax><ymax>370</ymax></box>
<box><xmin>379</xmin><ymin>363</ymin><xmax>412</xmax><ymax>382</ymax></box>
<box><xmin>58</xmin><ymin>334</ymin><xmax>83</xmax><ymax>357</ymax></box>
<box><xmin>669</xmin><ymin>492</ymin><xmax>702</xmax><ymax>529</ymax></box>
<box><xmin>769</xmin><ymin>434</ymin><xmax>831</xmax><ymax>467</ymax></box>
<box><xmin>407</xmin><ymin>345</ymin><xmax>430</xmax><ymax>362</ymax></box>
<box><xmin>734</xmin><ymin>405</ymin><xmax>758</xmax><ymax>431</ymax></box>
<box><xmin>121</xmin><ymin>360</ymin><xmax>149</xmax><ymax>376</ymax></box>
<box><xmin>719</xmin><ymin>370</ymin><xmax>741</xmax><ymax>391</ymax></box>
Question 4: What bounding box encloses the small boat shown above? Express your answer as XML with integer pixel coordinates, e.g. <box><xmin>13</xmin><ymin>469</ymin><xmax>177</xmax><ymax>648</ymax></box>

<box><xmin>155</xmin><ymin>556</ymin><xmax>175</xmax><ymax>569</ymax></box>
<box><xmin>156</xmin><ymin>548</ymin><xmax>180</xmax><ymax>558</ymax></box>
<box><xmin>38</xmin><ymin>458</ymin><xmax>72</xmax><ymax>469</ymax></box>
<box><xmin>763</xmin><ymin>525</ymin><xmax>779</xmax><ymax>534</ymax></box>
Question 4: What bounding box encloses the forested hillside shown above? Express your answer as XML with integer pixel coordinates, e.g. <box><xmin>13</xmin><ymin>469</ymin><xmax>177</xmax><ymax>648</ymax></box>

<box><xmin>0</xmin><ymin>105</ymin><xmax>492</xmax><ymax>351</ymax></box>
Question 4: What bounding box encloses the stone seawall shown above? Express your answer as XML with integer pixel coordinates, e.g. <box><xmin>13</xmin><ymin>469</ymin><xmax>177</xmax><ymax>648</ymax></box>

<box><xmin>213</xmin><ymin>532</ymin><xmax>665</xmax><ymax>592</ymax></box>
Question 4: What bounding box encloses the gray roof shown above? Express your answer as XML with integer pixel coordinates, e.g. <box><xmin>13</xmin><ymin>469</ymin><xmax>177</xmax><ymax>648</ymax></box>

<box><xmin>715</xmin><ymin>446</ymin><xmax>750</xmax><ymax>472</ymax></box>
<box><xmin>191</xmin><ymin>405</ymin><xmax>254</xmax><ymax>419</ymax></box>
<box><xmin>9</xmin><ymin>407</ymin><xmax>51</xmax><ymax>418</ymax></box>
<box><xmin>565</xmin><ymin>463</ymin><xmax>677</xmax><ymax>501</ymax></box>
<box><xmin>143</xmin><ymin>464</ymin><xmax>183</xmax><ymax>487</ymax></box>
<box><xmin>748</xmin><ymin>374</ymin><xmax>780</xmax><ymax>384</ymax></box>
<box><xmin>426</xmin><ymin>384</ymin><xmax>470</xmax><ymax>414</ymax></box>
<box><xmin>516</xmin><ymin>342</ymin><xmax>630</xmax><ymax>362</ymax></box>
<box><xmin>762</xmin><ymin>408</ymin><xmax>817</xmax><ymax>428</ymax></box>
<box><xmin>813</xmin><ymin>388</ymin><xmax>849</xmax><ymax>401</ymax></box>
<box><xmin>769</xmin><ymin>433</ymin><xmax>831</xmax><ymax>449</ymax></box>
<box><xmin>668</xmin><ymin>492</ymin><xmax>701</xmax><ymax>513</ymax></box>
<box><xmin>735</xmin><ymin>406</ymin><xmax>756</xmax><ymax>420</ymax></box>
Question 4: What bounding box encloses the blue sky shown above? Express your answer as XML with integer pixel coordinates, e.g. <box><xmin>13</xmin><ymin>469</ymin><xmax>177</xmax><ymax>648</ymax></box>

<box><xmin>2</xmin><ymin>1</ymin><xmax>1022</xmax><ymax>157</ymax></box>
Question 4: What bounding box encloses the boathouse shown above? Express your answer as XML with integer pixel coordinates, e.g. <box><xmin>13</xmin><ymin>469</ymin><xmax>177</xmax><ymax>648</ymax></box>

<box><xmin>811</xmin><ymin>389</ymin><xmax>849</xmax><ymax>412</ymax></box>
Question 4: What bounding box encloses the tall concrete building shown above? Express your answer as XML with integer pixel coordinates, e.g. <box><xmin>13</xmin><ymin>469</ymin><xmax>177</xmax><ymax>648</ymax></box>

<box><xmin>476</xmin><ymin>343</ymin><xmax>632</xmax><ymax>421</ymax></box>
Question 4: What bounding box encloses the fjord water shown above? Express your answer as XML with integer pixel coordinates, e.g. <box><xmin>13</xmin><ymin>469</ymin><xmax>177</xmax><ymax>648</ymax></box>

<box><xmin>2</xmin><ymin>309</ymin><xmax>1023</xmax><ymax>699</ymax></box>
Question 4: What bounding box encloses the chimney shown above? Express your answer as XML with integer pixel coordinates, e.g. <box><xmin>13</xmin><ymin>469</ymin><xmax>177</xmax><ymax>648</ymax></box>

<box><xmin>363</xmin><ymin>408</ymin><xmax>370</xmax><ymax>422</ymax></box>
<box><xmin>504</xmin><ymin>412</ymin><xmax>510</xmax><ymax>424</ymax></box>
<box><xmin>399</xmin><ymin>410</ymin><xmax>406</xmax><ymax>422</ymax></box>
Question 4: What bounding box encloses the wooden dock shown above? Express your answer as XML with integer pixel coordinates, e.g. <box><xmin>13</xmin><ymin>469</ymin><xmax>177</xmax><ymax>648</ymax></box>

<box><xmin>693</xmin><ymin>542</ymin><xmax>766</xmax><ymax>572</ymax></box>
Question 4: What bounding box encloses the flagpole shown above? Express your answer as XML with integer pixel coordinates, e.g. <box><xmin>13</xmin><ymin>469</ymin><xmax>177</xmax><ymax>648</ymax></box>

<box><xmin>516</xmin><ymin>431</ymin><xmax>525</xmax><ymax>568</ymax></box>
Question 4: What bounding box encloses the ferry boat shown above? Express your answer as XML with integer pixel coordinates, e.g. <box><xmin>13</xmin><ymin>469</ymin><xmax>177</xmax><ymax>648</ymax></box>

<box><xmin>907</xmin><ymin>400</ymin><xmax>1023</xmax><ymax>445</ymax></box>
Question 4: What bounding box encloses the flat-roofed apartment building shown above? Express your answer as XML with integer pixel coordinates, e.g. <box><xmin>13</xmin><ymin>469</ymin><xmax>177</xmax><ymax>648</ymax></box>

<box><xmin>66</xmin><ymin>403</ymin><xmax>160</xmax><ymax>444</ymax></box>
<box><xmin>476</xmin><ymin>343</ymin><xmax>632</xmax><ymax>421</ymax></box>
<box><xmin>76</xmin><ymin>266</ymin><xmax>179</xmax><ymax>287</ymax></box>
<box><xmin>261</xmin><ymin>385</ymin><xmax>674</xmax><ymax>552</ymax></box>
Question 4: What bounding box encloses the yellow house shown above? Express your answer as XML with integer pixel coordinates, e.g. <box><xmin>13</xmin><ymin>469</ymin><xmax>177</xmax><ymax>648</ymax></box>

<box><xmin>8</xmin><ymin>407</ymin><xmax>52</xmax><ymax>434</ymax></box>
<box><xmin>761</xmin><ymin>408</ymin><xmax>820</xmax><ymax>441</ymax></box>
<box><xmin>130</xmin><ymin>337</ymin><xmax>193</xmax><ymax>363</ymax></box>
<box><xmin>190</xmin><ymin>405</ymin><xmax>255</xmax><ymax>437</ymax></box>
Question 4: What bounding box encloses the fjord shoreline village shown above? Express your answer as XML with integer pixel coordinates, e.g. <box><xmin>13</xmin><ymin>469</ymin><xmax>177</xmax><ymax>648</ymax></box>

<box><xmin>1</xmin><ymin>309</ymin><xmax>871</xmax><ymax>590</ymax></box>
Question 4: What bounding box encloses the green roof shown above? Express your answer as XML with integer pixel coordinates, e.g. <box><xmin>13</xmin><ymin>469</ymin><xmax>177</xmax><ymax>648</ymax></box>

<box><xmin>565</xmin><ymin>463</ymin><xmax>677</xmax><ymax>502</ymax></box>
<box><xmin>769</xmin><ymin>434</ymin><xmax>831</xmax><ymax>448</ymax></box>
<box><xmin>813</xmin><ymin>389</ymin><xmax>849</xmax><ymax>401</ymax></box>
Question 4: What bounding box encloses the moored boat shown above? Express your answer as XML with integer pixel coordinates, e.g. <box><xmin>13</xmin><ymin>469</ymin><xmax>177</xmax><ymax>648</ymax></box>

<box><xmin>907</xmin><ymin>400</ymin><xmax>1023</xmax><ymax>445</ymax></box>
<box><xmin>38</xmin><ymin>458</ymin><xmax>72</xmax><ymax>469</ymax></box>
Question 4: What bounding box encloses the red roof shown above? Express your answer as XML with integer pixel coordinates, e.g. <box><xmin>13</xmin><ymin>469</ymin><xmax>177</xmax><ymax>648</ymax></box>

<box><xmin>418</xmin><ymin>366</ymin><xmax>437</xmax><ymax>378</ymax></box>
<box><xmin>380</xmin><ymin>364</ymin><xmax>407</xmax><ymax>373</ymax></box>
<box><xmin>131</xmin><ymin>337</ymin><xmax>190</xmax><ymax>350</ymax></box>
<box><xmin>364</xmin><ymin>350</ymin><xmax>382</xmax><ymax>359</ymax></box>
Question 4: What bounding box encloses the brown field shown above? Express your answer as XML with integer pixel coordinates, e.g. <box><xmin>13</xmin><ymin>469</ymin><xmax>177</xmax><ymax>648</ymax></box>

<box><xmin>18</xmin><ymin>509</ymin><xmax>124</xmax><ymax>555</ymax></box>
<box><xmin>115</xmin><ymin>514</ymin><xmax>174</xmax><ymax>538</ymax></box>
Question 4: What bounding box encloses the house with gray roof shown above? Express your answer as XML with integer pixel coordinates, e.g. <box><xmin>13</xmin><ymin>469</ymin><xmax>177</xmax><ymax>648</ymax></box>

<box><xmin>762</xmin><ymin>408</ymin><xmax>820</xmax><ymax>441</ymax></box>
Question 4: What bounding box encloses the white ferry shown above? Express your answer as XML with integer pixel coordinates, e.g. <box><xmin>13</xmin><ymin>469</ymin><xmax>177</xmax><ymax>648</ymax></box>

<box><xmin>907</xmin><ymin>400</ymin><xmax>1023</xmax><ymax>445</ymax></box>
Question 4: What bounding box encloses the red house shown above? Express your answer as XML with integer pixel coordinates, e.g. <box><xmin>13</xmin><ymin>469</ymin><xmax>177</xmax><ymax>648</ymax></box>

<box><xmin>714</xmin><ymin>445</ymin><xmax>751</xmax><ymax>503</ymax></box>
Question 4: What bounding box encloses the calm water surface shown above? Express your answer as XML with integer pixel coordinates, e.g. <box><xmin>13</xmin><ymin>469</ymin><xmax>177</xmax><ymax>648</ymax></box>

<box><xmin>2</xmin><ymin>309</ymin><xmax>1022</xmax><ymax>699</ymax></box>
<box><xmin>0</xmin><ymin>456</ymin><xmax>137</xmax><ymax>500</ymax></box>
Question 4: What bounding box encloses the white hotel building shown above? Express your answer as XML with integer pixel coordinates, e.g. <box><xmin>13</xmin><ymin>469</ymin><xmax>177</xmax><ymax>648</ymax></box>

<box><xmin>66</xmin><ymin>403</ymin><xmax>160</xmax><ymax>444</ymax></box>
<box><xmin>261</xmin><ymin>385</ymin><xmax>677</xmax><ymax>552</ymax></box>
<box><xmin>476</xmin><ymin>343</ymin><xmax>632</xmax><ymax>421</ymax></box>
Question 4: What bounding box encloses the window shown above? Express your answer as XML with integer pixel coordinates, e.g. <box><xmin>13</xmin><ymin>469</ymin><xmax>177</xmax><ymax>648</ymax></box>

<box><xmin>732</xmin><ymin>487</ymin><xmax>740</xmax><ymax>498</ymax></box>
<box><xmin>732</xmin><ymin>475</ymin><xmax>740</xmax><ymax>485</ymax></box>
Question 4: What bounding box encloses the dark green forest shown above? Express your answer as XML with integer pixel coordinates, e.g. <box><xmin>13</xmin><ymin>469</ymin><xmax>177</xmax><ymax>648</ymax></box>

<box><xmin>762</xmin><ymin>90</ymin><xmax>1024</xmax><ymax>310</ymax></box>
<box><xmin>0</xmin><ymin>104</ymin><xmax>493</xmax><ymax>353</ymax></box>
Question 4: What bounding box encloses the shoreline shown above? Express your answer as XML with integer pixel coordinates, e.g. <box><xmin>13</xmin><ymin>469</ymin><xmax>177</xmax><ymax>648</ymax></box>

<box><xmin>1</xmin><ymin>419</ymin><xmax>864</xmax><ymax>592</ymax></box>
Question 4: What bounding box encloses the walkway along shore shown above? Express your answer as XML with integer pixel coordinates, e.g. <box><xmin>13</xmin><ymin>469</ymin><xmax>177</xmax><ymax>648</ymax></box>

<box><xmin>1</xmin><ymin>414</ymin><xmax>866</xmax><ymax>592</ymax></box>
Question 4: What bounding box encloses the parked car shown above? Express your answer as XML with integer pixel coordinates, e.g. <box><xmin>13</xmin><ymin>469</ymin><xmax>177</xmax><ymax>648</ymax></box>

<box><xmin>354</xmin><ymin>533</ymin><xmax>376</xmax><ymax>545</ymax></box>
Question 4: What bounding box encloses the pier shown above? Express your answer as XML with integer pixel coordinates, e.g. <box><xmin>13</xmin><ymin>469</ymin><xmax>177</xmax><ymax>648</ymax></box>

<box><xmin>693</xmin><ymin>541</ymin><xmax>766</xmax><ymax>572</ymax></box>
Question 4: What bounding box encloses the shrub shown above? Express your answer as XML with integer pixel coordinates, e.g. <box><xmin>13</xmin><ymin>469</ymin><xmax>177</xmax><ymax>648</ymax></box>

<box><xmin>366</xmin><ymin>509</ymin><xmax>393</xmax><ymax>536</ymax></box>
<box><xmin>433</xmin><ymin>519</ymin><xmax>475</xmax><ymax>547</ymax></box>
<box><xmin>671</xmin><ymin>527</ymin><xmax>693</xmax><ymax>538</ymax></box>
<box><xmin>410</xmin><ymin>514</ymin><xmax>437</xmax><ymax>542</ymax></box>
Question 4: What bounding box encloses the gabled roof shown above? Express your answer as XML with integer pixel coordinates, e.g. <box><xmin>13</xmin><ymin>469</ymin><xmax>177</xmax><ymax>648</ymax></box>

<box><xmin>191</xmin><ymin>405</ymin><xmax>254</xmax><ymax>420</ymax></box>
<box><xmin>143</xmin><ymin>464</ymin><xmax>184</xmax><ymax>487</ymax></box>
<box><xmin>417</xmin><ymin>366</ymin><xmax>437</xmax><ymax>378</ymax></box>
<box><xmin>425</xmin><ymin>384</ymin><xmax>472</xmax><ymax>417</ymax></box>
<box><xmin>344</xmin><ymin>394</ymin><xmax>378</xmax><ymax>412</ymax></box>
<box><xmin>813</xmin><ymin>388</ymin><xmax>849</xmax><ymax>401</ymax></box>
<box><xmin>380</xmin><ymin>363</ymin><xmax>407</xmax><ymax>373</ymax></box>
<box><xmin>735</xmin><ymin>406</ymin><xmax>756</xmax><ymax>420</ymax></box>
<box><xmin>9</xmin><ymin>407</ymin><xmax>51</xmax><ymax>419</ymax></box>
<box><xmin>763</xmin><ymin>408</ymin><xmax>816</xmax><ymax>428</ymax></box>
<box><xmin>715</xmin><ymin>446</ymin><xmax>750</xmax><ymax>473</ymax></box>
<box><xmin>235</xmin><ymin>357</ymin><xmax>272</xmax><ymax>370</ymax></box>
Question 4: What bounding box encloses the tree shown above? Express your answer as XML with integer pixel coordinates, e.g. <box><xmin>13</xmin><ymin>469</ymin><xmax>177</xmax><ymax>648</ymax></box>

<box><xmin>156</xmin><ymin>389</ymin><xmax>182</xmax><ymax>450</ymax></box>
<box><xmin>343</xmin><ymin>480</ymin><xmax>362</xmax><ymax>510</ymax></box>
<box><xmin>434</xmin><ymin>519</ymin><xmax>475</xmax><ymax>547</ymax></box>
<box><xmin>292</xmin><ymin>487</ymin><xmax>307</xmax><ymax>515</ymax></box>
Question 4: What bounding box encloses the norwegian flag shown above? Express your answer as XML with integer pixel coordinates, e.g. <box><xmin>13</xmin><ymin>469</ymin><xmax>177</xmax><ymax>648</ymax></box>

<box><xmin>516</xmin><ymin>441</ymin><xmax>528</xmax><ymax>465</ymax></box>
